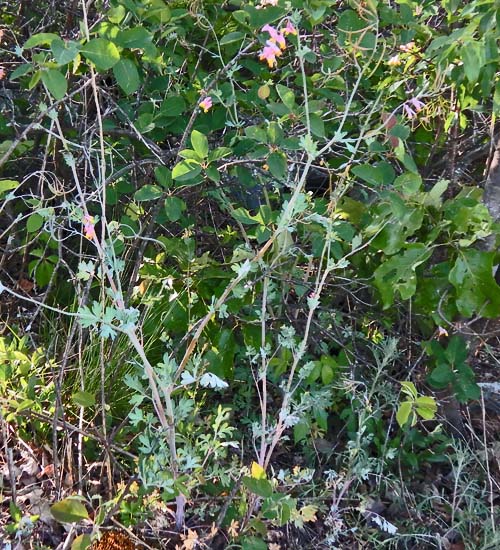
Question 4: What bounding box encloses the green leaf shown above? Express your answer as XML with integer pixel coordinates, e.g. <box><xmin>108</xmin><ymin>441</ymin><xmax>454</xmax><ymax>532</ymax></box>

<box><xmin>396</xmin><ymin>401</ymin><xmax>414</xmax><ymax>427</ymax></box>
<box><xmin>51</xmin><ymin>38</ymin><xmax>80</xmax><ymax>65</ymax></box>
<box><xmin>191</xmin><ymin>129</ymin><xmax>208</xmax><ymax>158</ymax></box>
<box><xmin>415</xmin><ymin>396</ymin><xmax>437</xmax><ymax>420</ymax></box>
<box><xmin>242</xmin><ymin>476</ymin><xmax>273</xmax><ymax>498</ymax></box>
<box><xmin>164</xmin><ymin>196</ymin><xmax>186</xmax><ymax>222</ymax></box>
<box><xmin>0</xmin><ymin>179</ymin><xmax>19</xmax><ymax>196</ymax></box>
<box><xmin>115</xmin><ymin>27</ymin><xmax>152</xmax><ymax>49</ymax></box>
<box><xmin>24</xmin><ymin>33</ymin><xmax>59</xmax><ymax>48</ymax></box>
<box><xmin>9</xmin><ymin>63</ymin><xmax>33</xmax><ymax>80</ymax></box>
<box><xmin>220</xmin><ymin>31</ymin><xmax>246</xmax><ymax>45</ymax></box>
<box><xmin>374</xmin><ymin>244</ymin><xmax>432</xmax><ymax>308</ymax></box>
<box><xmin>394</xmin><ymin>172</ymin><xmax>422</xmax><ymax>196</ymax></box>
<box><xmin>267</xmin><ymin>121</ymin><xmax>283</xmax><ymax>145</ymax></box>
<box><xmin>352</xmin><ymin>163</ymin><xmax>395</xmax><ymax>186</ymax></box>
<box><xmin>206</xmin><ymin>165</ymin><xmax>220</xmax><ymax>182</ymax></box>
<box><xmin>276</xmin><ymin>84</ymin><xmax>295</xmax><ymax>111</ymax></box>
<box><xmin>160</xmin><ymin>96</ymin><xmax>186</xmax><ymax>117</ymax></box>
<box><xmin>72</xmin><ymin>391</ymin><xmax>96</xmax><ymax>408</ymax></box>
<box><xmin>41</xmin><ymin>69</ymin><xmax>67</xmax><ymax>100</ymax></box>
<box><xmin>80</xmin><ymin>38</ymin><xmax>120</xmax><ymax>71</ymax></box>
<box><xmin>241</xmin><ymin>537</ymin><xmax>268</xmax><ymax>550</ymax></box>
<box><xmin>461</xmin><ymin>40</ymin><xmax>484</xmax><ymax>83</ymax></box>
<box><xmin>26</xmin><ymin>213</ymin><xmax>44</xmax><ymax>233</ymax></box>
<box><xmin>72</xmin><ymin>534</ymin><xmax>92</xmax><ymax>550</ymax></box>
<box><xmin>449</xmin><ymin>249</ymin><xmax>500</xmax><ymax>317</ymax></box>
<box><xmin>400</xmin><ymin>381</ymin><xmax>418</xmax><ymax>400</ymax></box>
<box><xmin>155</xmin><ymin>166</ymin><xmax>172</xmax><ymax>188</ymax></box>
<box><xmin>172</xmin><ymin>160</ymin><xmax>202</xmax><ymax>182</ymax></box>
<box><xmin>107</xmin><ymin>5</ymin><xmax>126</xmax><ymax>24</ymax></box>
<box><xmin>134</xmin><ymin>184</ymin><xmax>162</xmax><ymax>201</ymax></box>
<box><xmin>208</xmin><ymin>147</ymin><xmax>232</xmax><ymax>162</ymax></box>
<box><xmin>142</xmin><ymin>1</ymin><xmax>171</xmax><ymax>23</ymax></box>
<box><xmin>267</xmin><ymin>151</ymin><xmax>287</xmax><ymax>179</ymax></box>
<box><xmin>51</xmin><ymin>498</ymin><xmax>89</xmax><ymax>523</ymax></box>
<box><xmin>113</xmin><ymin>58</ymin><xmax>140</xmax><ymax>94</ymax></box>
<box><xmin>231</xmin><ymin>207</ymin><xmax>260</xmax><ymax>225</ymax></box>
<box><xmin>321</xmin><ymin>363</ymin><xmax>334</xmax><ymax>385</ymax></box>
<box><xmin>428</xmin><ymin>362</ymin><xmax>453</xmax><ymax>388</ymax></box>
<box><xmin>309</xmin><ymin>113</ymin><xmax>325</xmax><ymax>138</ymax></box>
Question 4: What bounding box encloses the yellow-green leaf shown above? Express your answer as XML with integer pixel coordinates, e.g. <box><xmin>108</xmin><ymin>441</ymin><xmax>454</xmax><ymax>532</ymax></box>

<box><xmin>51</xmin><ymin>498</ymin><xmax>89</xmax><ymax>523</ymax></box>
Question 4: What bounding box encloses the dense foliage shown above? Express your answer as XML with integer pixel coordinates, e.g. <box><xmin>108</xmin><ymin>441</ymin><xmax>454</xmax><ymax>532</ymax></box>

<box><xmin>1</xmin><ymin>1</ymin><xmax>499</xmax><ymax>548</ymax></box>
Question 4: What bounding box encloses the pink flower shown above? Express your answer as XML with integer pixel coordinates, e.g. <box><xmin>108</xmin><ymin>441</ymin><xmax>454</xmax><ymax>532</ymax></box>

<box><xmin>403</xmin><ymin>97</ymin><xmax>425</xmax><ymax>119</ymax></box>
<box><xmin>262</xmin><ymin>24</ymin><xmax>286</xmax><ymax>50</ymax></box>
<box><xmin>283</xmin><ymin>20</ymin><xmax>297</xmax><ymax>36</ymax></box>
<box><xmin>83</xmin><ymin>215</ymin><xmax>96</xmax><ymax>240</ymax></box>
<box><xmin>0</xmin><ymin>67</ymin><xmax>5</xmax><ymax>80</ymax></box>
<box><xmin>403</xmin><ymin>104</ymin><xmax>416</xmax><ymax>119</ymax></box>
<box><xmin>259</xmin><ymin>40</ymin><xmax>282</xmax><ymax>68</ymax></box>
<box><xmin>199</xmin><ymin>96</ymin><xmax>213</xmax><ymax>113</ymax></box>
<box><xmin>409</xmin><ymin>97</ymin><xmax>425</xmax><ymax>112</ymax></box>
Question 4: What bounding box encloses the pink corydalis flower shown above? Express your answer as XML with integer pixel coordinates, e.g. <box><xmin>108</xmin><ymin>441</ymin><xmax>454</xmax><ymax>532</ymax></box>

<box><xmin>259</xmin><ymin>40</ymin><xmax>282</xmax><ymax>68</ymax></box>
<box><xmin>262</xmin><ymin>24</ymin><xmax>286</xmax><ymax>49</ymax></box>
<box><xmin>404</xmin><ymin>97</ymin><xmax>425</xmax><ymax>119</ymax></box>
<box><xmin>199</xmin><ymin>96</ymin><xmax>213</xmax><ymax>113</ymax></box>
<box><xmin>83</xmin><ymin>215</ymin><xmax>96</xmax><ymax>240</ymax></box>
<box><xmin>409</xmin><ymin>97</ymin><xmax>425</xmax><ymax>111</ymax></box>
<box><xmin>283</xmin><ymin>20</ymin><xmax>297</xmax><ymax>36</ymax></box>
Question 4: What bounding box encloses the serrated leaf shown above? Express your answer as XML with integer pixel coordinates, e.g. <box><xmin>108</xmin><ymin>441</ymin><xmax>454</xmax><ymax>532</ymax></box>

<box><xmin>72</xmin><ymin>391</ymin><xmax>95</xmax><ymax>408</ymax></box>
<box><xmin>51</xmin><ymin>498</ymin><xmax>89</xmax><ymax>523</ymax></box>
<box><xmin>191</xmin><ymin>130</ymin><xmax>208</xmax><ymax>158</ymax></box>
<box><xmin>113</xmin><ymin>58</ymin><xmax>140</xmax><ymax>94</ymax></box>
<box><xmin>81</xmin><ymin>38</ymin><xmax>120</xmax><ymax>71</ymax></box>
<box><xmin>41</xmin><ymin>69</ymin><xmax>67</xmax><ymax>100</ymax></box>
